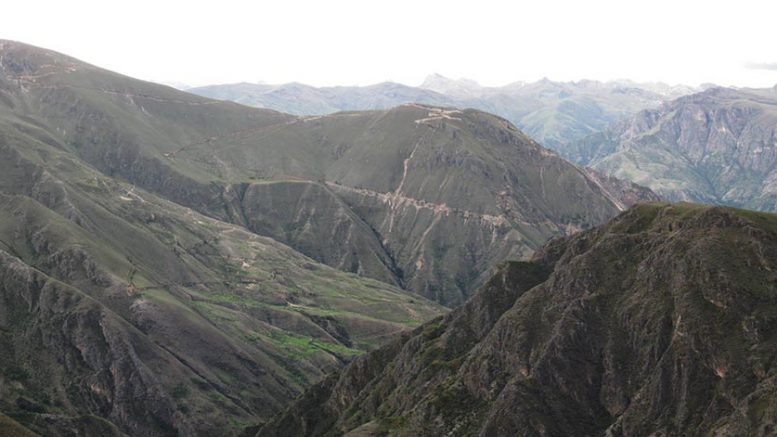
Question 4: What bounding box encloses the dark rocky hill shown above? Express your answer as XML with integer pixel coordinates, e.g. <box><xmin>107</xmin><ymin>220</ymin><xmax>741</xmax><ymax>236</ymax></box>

<box><xmin>260</xmin><ymin>203</ymin><xmax>777</xmax><ymax>436</ymax></box>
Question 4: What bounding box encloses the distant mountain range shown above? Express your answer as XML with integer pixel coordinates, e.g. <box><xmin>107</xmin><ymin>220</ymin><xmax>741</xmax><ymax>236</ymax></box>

<box><xmin>189</xmin><ymin>75</ymin><xmax>701</xmax><ymax>150</ymax></box>
<box><xmin>0</xmin><ymin>41</ymin><xmax>655</xmax><ymax>435</ymax></box>
<box><xmin>568</xmin><ymin>86</ymin><xmax>777</xmax><ymax>210</ymax></box>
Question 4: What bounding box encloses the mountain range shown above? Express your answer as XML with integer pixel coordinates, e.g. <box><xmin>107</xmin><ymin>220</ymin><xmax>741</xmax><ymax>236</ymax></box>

<box><xmin>0</xmin><ymin>40</ymin><xmax>452</xmax><ymax>436</ymax></box>
<box><xmin>189</xmin><ymin>75</ymin><xmax>699</xmax><ymax>151</ymax></box>
<box><xmin>0</xmin><ymin>40</ymin><xmax>656</xmax><ymax>307</ymax></box>
<box><xmin>0</xmin><ymin>40</ymin><xmax>660</xmax><ymax>435</ymax></box>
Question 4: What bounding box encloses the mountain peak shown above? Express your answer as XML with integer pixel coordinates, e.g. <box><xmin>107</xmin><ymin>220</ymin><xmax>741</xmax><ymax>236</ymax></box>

<box><xmin>420</xmin><ymin>73</ymin><xmax>482</xmax><ymax>97</ymax></box>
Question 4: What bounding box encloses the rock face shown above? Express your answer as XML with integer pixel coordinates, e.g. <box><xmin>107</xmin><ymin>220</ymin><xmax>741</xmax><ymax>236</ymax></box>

<box><xmin>569</xmin><ymin>87</ymin><xmax>777</xmax><ymax>211</ymax></box>
<box><xmin>0</xmin><ymin>40</ymin><xmax>656</xmax><ymax>306</ymax></box>
<box><xmin>259</xmin><ymin>203</ymin><xmax>777</xmax><ymax>436</ymax></box>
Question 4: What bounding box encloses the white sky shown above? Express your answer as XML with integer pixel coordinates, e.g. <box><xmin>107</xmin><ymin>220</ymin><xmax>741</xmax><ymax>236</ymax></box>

<box><xmin>4</xmin><ymin>0</ymin><xmax>777</xmax><ymax>88</ymax></box>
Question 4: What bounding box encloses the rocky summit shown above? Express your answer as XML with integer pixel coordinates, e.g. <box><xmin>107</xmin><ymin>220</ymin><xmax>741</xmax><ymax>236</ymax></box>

<box><xmin>260</xmin><ymin>203</ymin><xmax>777</xmax><ymax>436</ymax></box>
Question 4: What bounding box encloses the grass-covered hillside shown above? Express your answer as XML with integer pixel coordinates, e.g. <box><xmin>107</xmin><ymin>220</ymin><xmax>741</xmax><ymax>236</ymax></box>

<box><xmin>0</xmin><ymin>40</ymin><xmax>656</xmax><ymax>306</ymax></box>
<box><xmin>0</xmin><ymin>40</ymin><xmax>444</xmax><ymax>436</ymax></box>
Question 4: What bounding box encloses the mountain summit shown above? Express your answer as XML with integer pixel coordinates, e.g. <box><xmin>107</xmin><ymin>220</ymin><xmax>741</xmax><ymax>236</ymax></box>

<box><xmin>419</xmin><ymin>73</ymin><xmax>486</xmax><ymax>98</ymax></box>
<box><xmin>190</xmin><ymin>76</ymin><xmax>698</xmax><ymax>151</ymax></box>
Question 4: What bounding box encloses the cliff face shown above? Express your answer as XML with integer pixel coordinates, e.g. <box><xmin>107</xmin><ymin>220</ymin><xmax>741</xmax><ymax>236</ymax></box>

<box><xmin>570</xmin><ymin>87</ymin><xmax>777</xmax><ymax>211</ymax></box>
<box><xmin>260</xmin><ymin>203</ymin><xmax>777</xmax><ymax>436</ymax></box>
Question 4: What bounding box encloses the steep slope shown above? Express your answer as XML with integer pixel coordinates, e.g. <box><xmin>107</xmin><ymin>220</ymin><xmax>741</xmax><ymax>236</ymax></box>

<box><xmin>0</xmin><ymin>41</ymin><xmax>444</xmax><ymax>436</ymax></box>
<box><xmin>190</xmin><ymin>75</ymin><xmax>696</xmax><ymax>151</ymax></box>
<box><xmin>158</xmin><ymin>104</ymin><xmax>658</xmax><ymax>305</ymax></box>
<box><xmin>571</xmin><ymin>86</ymin><xmax>777</xmax><ymax>210</ymax></box>
<box><xmin>0</xmin><ymin>40</ymin><xmax>657</xmax><ymax>306</ymax></box>
<box><xmin>260</xmin><ymin>203</ymin><xmax>777</xmax><ymax>436</ymax></box>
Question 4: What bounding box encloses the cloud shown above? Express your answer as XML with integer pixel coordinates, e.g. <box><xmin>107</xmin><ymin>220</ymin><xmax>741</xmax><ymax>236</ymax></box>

<box><xmin>744</xmin><ymin>62</ymin><xmax>777</xmax><ymax>71</ymax></box>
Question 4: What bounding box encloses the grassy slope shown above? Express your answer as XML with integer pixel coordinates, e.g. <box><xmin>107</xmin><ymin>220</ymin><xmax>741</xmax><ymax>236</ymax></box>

<box><xmin>0</xmin><ymin>42</ymin><xmax>444</xmax><ymax>436</ymax></box>
<box><xmin>0</xmin><ymin>40</ymin><xmax>641</xmax><ymax>306</ymax></box>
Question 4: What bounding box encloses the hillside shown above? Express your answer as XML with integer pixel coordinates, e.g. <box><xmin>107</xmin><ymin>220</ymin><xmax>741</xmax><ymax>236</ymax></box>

<box><xmin>189</xmin><ymin>75</ymin><xmax>697</xmax><ymax>151</ymax></box>
<box><xmin>0</xmin><ymin>40</ymin><xmax>444</xmax><ymax>436</ymax></box>
<box><xmin>0</xmin><ymin>40</ymin><xmax>658</xmax><ymax>306</ymax></box>
<box><xmin>259</xmin><ymin>203</ymin><xmax>777</xmax><ymax>436</ymax></box>
<box><xmin>570</xmin><ymin>86</ymin><xmax>777</xmax><ymax>210</ymax></box>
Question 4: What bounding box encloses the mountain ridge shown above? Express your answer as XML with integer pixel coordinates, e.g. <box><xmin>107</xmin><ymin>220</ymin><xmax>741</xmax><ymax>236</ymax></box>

<box><xmin>569</xmin><ymin>86</ymin><xmax>777</xmax><ymax>211</ymax></box>
<box><xmin>259</xmin><ymin>202</ymin><xmax>777</xmax><ymax>436</ymax></box>
<box><xmin>0</xmin><ymin>40</ymin><xmax>659</xmax><ymax>306</ymax></box>
<box><xmin>188</xmin><ymin>74</ymin><xmax>700</xmax><ymax>151</ymax></box>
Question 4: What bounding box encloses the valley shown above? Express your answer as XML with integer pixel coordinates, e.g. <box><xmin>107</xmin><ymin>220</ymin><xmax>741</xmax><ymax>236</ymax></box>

<box><xmin>0</xmin><ymin>32</ymin><xmax>775</xmax><ymax>437</ymax></box>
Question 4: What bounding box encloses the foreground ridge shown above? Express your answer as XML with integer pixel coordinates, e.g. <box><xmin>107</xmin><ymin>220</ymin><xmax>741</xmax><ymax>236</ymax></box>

<box><xmin>260</xmin><ymin>202</ymin><xmax>777</xmax><ymax>436</ymax></box>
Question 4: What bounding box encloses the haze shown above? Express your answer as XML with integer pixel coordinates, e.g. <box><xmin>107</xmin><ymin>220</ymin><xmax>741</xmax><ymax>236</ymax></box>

<box><xmin>4</xmin><ymin>0</ymin><xmax>777</xmax><ymax>88</ymax></box>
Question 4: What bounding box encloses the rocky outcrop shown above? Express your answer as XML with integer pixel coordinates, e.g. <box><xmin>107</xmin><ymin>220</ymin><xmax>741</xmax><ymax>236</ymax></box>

<box><xmin>260</xmin><ymin>203</ymin><xmax>777</xmax><ymax>436</ymax></box>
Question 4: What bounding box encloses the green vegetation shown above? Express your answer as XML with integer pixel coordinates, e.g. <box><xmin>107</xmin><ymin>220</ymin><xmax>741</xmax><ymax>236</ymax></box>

<box><xmin>267</xmin><ymin>331</ymin><xmax>360</xmax><ymax>359</ymax></box>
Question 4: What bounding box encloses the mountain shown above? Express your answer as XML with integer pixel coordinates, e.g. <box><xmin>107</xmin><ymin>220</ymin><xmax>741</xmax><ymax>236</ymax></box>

<box><xmin>259</xmin><ymin>202</ymin><xmax>777</xmax><ymax>436</ymax></box>
<box><xmin>440</xmin><ymin>77</ymin><xmax>700</xmax><ymax>153</ymax></box>
<box><xmin>570</xmin><ymin>86</ymin><xmax>777</xmax><ymax>210</ymax></box>
<box><xmin>419</xmin><ymin>73</ymin><xmax>488</xmax><ymax>98</ymax></box>
<box><xmin>0</xmin><ymin>40</ymin><xmax>445</xmax><ymax>436</ymax></box>
<box><xmin>0</xmin><ymin>39</ymin><xmax>660</xmax><ymax>434</ymax></box>
<box><xmin>0</xmin><ymin>40</ymin><xmax>658</xmax><ymax>307</ymax></box>
<box><xmin>189</xmin><ymin>82</ymin><xmax>456</xmax><ymax>116</ymax></box>
<box><xmin>190</xmin><ymin>75</ymin><xmax>698</xmax><ymax>151</ymax></box>
<box><xmin>170</xmin><ymin>104</ymin><xmax>659</xmax><ymax>305</ymax></box>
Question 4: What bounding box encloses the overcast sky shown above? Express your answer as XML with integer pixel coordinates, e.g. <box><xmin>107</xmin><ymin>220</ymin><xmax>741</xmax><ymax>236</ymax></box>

<box><xmin>4</xmin><ymin>0</ymin><xmax>777</xmax><ymax>88</ymax></box>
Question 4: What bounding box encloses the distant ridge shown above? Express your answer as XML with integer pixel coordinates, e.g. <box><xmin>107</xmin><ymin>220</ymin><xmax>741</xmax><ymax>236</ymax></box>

<box><xmin>189</xmin><ymin>74</ymin><xmax>700</xmax><ymax>150</ymax></box>
<box><xmin>568</xmin><ymin>86</ymin><xmax>777</xmax><ymax>211</ymax></box>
